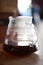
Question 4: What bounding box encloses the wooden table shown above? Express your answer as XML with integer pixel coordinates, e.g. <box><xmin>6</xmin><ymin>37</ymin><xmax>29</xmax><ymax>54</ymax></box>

<box><xmin>0</xmin><ymin>22</ymin><xmax>43</xmax><ymax>65</ymax></box>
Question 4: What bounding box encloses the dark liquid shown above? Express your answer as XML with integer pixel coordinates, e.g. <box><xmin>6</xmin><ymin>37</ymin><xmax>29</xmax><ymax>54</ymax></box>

<box><xmin>3</xmin><ymin>43</ymin><xmax>37</xmax><ymax>54</ymax></box>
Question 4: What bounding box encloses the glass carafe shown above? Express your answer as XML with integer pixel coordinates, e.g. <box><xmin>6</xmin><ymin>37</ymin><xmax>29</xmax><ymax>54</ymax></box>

<box><xmin>3</xmin><ymin>16</ymin><xmax>38</xmax><ymax>53</ymax></box>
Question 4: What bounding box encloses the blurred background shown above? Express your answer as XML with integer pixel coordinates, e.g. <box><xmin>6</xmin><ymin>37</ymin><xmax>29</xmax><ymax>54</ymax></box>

<box><xmin>32</xmin><ymin>0</ymin><xmax>43</xmax><ymax>19</ymax></box>
<box><xmin>0</xmin><ymin>0</ymin><xmax>43</xmax><ymax>42</ymax></box>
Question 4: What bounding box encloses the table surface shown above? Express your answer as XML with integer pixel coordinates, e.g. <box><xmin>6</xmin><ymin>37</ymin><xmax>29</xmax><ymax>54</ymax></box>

<box><xmin>0</xmin><ymin>22</ymin><xmax>43</xmax><ymax>65</ymax></box>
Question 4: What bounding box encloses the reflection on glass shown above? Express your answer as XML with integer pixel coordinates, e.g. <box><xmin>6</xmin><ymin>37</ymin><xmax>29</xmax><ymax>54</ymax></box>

<box><xmin>17</xmin><ymin>0</ymin><xmax>32</xmax><ymax>16</ymax></box>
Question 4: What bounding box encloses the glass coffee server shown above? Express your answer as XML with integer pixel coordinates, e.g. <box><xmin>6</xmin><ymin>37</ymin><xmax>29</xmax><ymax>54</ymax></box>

<box><xmin>3</xmin><ymin>16</ymin><xmax>39</xmax><ymax>53</ymax></box>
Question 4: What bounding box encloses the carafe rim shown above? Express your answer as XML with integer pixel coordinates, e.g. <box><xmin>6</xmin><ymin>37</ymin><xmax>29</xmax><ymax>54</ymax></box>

<box><xmin>15</xmin><ymin>16</ymin><xmax>32</xmax><ymax>19</ymax></box>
